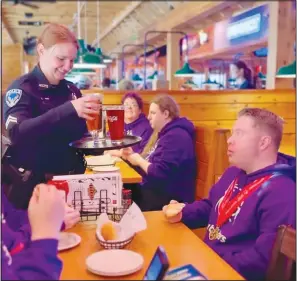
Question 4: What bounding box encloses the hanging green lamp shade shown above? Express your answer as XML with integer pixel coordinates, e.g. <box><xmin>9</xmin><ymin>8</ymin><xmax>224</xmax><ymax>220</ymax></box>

<box><xmin>147</xmin><ymin>70</ymin><xmax>158</xmax><ymax>80</ymax></box>
<box><xmin>73</xmin><ymin>39</ymin><xmax>106</xmax><ymax>69</ymax></box>
<box><xmin>74</xmin><ymin>39</ymin><xmax>87</xmax><ymax>64</ymax></box>
<box><xmin>68</xmin><ymin>68</ymin><xmax>97</xmax><ymax>75</ymax></box>
<box><xmin>184</xmin><ymin>80</ymin><xmax>198</xmax><ymax>89</ymax></box>
<box><xmin>258</xmin><ymin>72</ymin><xmax>266</xmax><ymax>80</ymax></box>
<box><xmin>78</xmin><ymin>39</ymin><xmax>88</xmax><ymax>55</ymax></box>
<box><xmin>202</xmin><ymin>78</ymin><xmax>213</xmax><ymax>84</ymax></box>
<box><xmin>95</xmin><ymin>48</ymin><xmax>113</xmax><ymax>64</ymax></box>
<box><xmin>174</xmin><ymin>62</ymin><xmax>196</xmax><ymax>77</ymax></box>
<box><xmin>276</xmin><ymin>60</ymin><xmax>296</xmax><ymax>78</ymax></box>
<box><xmin>185</xmin><ymin>79</ymin><xmax>196</xmax><ymax>86</ymax></box>
<box><xmin>132</xmin><ymin>73</ymin><xmax>143</xmax><ymax>81</ymax></box>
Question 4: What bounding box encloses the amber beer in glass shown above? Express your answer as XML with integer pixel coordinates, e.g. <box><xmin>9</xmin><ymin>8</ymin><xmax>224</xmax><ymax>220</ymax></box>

<box><xmin>85</xmin><ymin>93</ymin><xmax>103</xmax><ymax>142</ymax></box>
<box><xmin>106</xmin><ymin>105</ymin><xmax>125</xmax><ymax>141</ymax></box>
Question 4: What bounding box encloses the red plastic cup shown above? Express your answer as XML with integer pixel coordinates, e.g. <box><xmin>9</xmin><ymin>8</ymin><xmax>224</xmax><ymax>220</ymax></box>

<box><xmin>106</xmin><ymin>105</ymin><xmax>125</xmax><ymax>141</ymax></box>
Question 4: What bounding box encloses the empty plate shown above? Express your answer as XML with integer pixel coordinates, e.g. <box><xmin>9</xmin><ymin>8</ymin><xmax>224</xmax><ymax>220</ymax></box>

<box><xmin>86</xmin><ymin>155</ymin><xmax>115</xmax><ymax>167</ymax></box>
<box><xmin>92</xmin><ymin>166</ymin><xmax>120</xmax><ymax>172</ymax></box>
<box><xmin>58</xmin><ymin>232</ymin><xmax>81</xmax><ymax>251</ymax></box>
<box><xmin>86</xmin><ymin>250</ymin><xmax>144</xmax><ymax>276</ymax></box>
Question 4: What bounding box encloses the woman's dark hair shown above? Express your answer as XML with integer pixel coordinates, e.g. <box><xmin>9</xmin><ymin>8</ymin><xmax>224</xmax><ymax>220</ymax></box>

<box><xmin>102</xmin><ymin>77</ymin><xmax>111</xmax><ymax>88</ymax></box>
<box><xmin>233</xmin><ymin>60</ymin><xmax>253</xmax><ymax>88</ymax></box>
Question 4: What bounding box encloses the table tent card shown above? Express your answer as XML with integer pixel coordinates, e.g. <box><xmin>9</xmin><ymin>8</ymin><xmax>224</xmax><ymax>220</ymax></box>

<box><xmin>52</xmin><ymin>172</ymin><xmax>123</xmax><ymax>211</ymax></box>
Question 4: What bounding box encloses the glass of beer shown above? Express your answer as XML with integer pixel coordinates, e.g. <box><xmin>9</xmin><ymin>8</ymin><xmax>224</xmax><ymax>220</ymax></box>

<box><xmin>85</xmin><ymin>93</ymin><xmax>103</xmax><ymax>143</ymax></box>
<box><xmin>106</xmin><ymin>105</ymin><xmax>125</xmax><ymax>143</ymax></box>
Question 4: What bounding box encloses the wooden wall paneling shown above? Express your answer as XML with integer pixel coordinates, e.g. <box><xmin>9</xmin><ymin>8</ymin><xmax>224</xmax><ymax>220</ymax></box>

<box><xmin>2</xmin><ymin>43</ymin><xmax>23</xmax><ymax>93</ymax></box>
<box><xmin>82</xmin><ymin>89</ymin><xmax>295</xmax><ymax>154</ymax></box>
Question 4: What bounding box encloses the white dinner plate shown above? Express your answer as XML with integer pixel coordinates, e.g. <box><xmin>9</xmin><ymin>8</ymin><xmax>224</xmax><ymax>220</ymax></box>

<box><xmin>86</xmin><ymin>250</ymin><xmax>144</xmax><ymax>277</ymax></box>
<box><xmin>92</xmin><ymin>166</ymin><xmax>120</xmax><ymax>172</ymax></box>
<box><xmin>58</xmin><ymin>232</ymin><xmax>81</xmax><ymax>251</ymax></box>
<box><xmin>86</xmin><ymin>155</ymin><xmax>115</xmax><ymax>166</ymax></box>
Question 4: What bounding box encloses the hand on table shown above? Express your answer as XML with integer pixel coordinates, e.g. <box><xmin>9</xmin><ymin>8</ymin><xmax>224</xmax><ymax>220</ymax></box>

<box><xmin>120</xmin><ymin>147</ymin><xmax>134</xmax><ymax>160</ymax></box>
<box><xmin>162</xmin><ymin>200</ymin><xmax>185</xmax><ymax>223</ymax></box>
<box><xmin>29</xmin><ymin>184</ymin><xmax>65</xmax><ymax>241</ymax></box>
<box><xmin>104</xmin><ymin>149</ymin><xmax>122</xmax><ymax>158</ymax></box>
<box><xmin>64</xmin><ymin>204</ymin><xmax>80</xmax><ymax>230</ymax></box>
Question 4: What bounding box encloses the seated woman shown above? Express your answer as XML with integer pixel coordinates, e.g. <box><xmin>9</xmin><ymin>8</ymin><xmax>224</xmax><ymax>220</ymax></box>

<box><xmin>2</xmin><ymin>184</ymin><xmax>73</xmax><ymax>280</ymax></box>
<box><xmin>122</xmin><ymin>94</ymin><xmax>196</xmax><ymax>211</ymax></box>
<box><xmin>108</xmin><ymin>92</ymin><xmax>153</xmax><ymax>155</ymax></box>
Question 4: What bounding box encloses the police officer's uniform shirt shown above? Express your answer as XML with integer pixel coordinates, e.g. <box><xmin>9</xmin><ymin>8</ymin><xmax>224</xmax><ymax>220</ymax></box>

<box><xmin>3</xmin><ymin>65</ymin><xmax>87</xmax><ymax>175</ymax></box>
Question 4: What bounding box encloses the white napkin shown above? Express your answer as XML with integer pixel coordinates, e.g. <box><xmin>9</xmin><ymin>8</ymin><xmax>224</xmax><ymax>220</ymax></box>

<box><xmin>96</xmin><ymin>203</ymin><xmax>147</xmax><ymax>242</ymax></box>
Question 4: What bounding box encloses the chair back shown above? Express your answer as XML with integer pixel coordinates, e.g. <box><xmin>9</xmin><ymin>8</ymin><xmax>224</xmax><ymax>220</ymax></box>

<box><xmin>266</xmin><ymin>225</ymin><xmax>296</xmax><ymax>281</ymax></box>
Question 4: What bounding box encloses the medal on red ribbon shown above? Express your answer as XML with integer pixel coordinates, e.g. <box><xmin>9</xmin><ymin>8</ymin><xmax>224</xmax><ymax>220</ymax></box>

<box><xmin>209</xmin><ymin>174</ymin><xmax>273</xmax><ymax>241</ymax></box>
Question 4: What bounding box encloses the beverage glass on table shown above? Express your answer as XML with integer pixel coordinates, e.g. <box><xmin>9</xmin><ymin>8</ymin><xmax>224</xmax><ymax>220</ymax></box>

<box><xmin>105</xmin><ymin>105</ymin><xmax>125</xmax><ymax>143</ymax></box>
<box><xmin>84</xmin><ymin>93</ymin><xmax>103</xmax><ymax>143</ymax></box>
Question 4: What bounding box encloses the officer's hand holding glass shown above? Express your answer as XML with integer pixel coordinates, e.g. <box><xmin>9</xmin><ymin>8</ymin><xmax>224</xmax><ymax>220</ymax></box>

<box><xmin>72</xmin><ymin>93</ymin><xmax>103</xmax><ymax>143</ymax></box>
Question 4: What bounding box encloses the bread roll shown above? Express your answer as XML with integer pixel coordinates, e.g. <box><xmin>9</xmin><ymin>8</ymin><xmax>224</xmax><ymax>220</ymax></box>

<box><xmin>165</xmin><ymin>203</ymin><xmax>185</xmax><ymax>218</ymax></box>
<box><xmin>100</xmin><ymin>222</ymin><xmax>117</xmax><ymax>241</ymax></box>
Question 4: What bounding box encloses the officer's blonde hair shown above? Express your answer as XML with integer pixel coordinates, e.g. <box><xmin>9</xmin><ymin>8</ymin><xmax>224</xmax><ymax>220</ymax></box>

<box><xmin>37</xmin><ymin>23</ymin><xmax>78</xmax><ymax>50</ymax></box>
<box><xmin>238</xmin><ymin>107</ymin><xmax>284</xmax><ymax>149</ymax></box>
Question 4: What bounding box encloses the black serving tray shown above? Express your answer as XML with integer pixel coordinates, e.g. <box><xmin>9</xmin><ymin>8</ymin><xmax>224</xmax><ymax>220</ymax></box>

<box><xmin>69</xmin><ymin>135</ymin><xmax>142</xmax><ymax>156</ymax></box>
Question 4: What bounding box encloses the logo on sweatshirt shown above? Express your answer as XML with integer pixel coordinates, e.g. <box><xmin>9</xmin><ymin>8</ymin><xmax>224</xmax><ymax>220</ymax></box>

<box><xmin>126</xmin><ymin>130</ymin><xmax>133</xmax><ymax>136</ymax></box>
<box><xmin>207</xmin><ymin>224</ymin><xmax>226</xmax><ymax>243</ymax></box>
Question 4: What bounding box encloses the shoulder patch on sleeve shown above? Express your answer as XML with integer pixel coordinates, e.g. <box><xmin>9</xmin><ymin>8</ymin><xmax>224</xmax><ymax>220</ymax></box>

<box><xmin>5</xmin><ymin>89</ymin><xmax>23</xmax><ymax>107</ymax></box>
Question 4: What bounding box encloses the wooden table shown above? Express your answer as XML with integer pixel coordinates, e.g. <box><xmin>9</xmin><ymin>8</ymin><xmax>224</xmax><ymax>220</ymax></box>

<box><xmin>86</xmin><ymin>160</ymin><xmax>142</xmax><ymax>184</ymax></box>
<box><xmin>59</xmin><ymin>211</ymin><xmax>244</xmax><ymax>280</ymax></box>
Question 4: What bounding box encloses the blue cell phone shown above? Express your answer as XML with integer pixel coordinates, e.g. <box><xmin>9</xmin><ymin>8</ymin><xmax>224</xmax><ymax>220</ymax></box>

<box><xmin>143</xmin><ymin>246</ymin><xmax>170</xmax><ymax>280</ymax></box>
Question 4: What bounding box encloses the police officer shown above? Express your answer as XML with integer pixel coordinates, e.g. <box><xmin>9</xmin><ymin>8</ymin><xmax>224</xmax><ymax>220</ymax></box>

<box><xmin>3</xmin><ymin>23</ymin><xmax>101</xmax><ymax>208</ymax></box>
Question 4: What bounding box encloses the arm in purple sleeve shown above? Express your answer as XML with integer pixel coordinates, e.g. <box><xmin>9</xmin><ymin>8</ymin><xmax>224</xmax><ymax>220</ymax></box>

<box><xmin>181</xmin><ymin>199</ymin><xmax>213</xmax><ymax>229</ymax></box>
<box><xmin>181</xmin><ymin>167</ymin><xmax>239</xmax><ymax>229</ymax></box>
<box><xmin>220</xmin><ymin>177</ymin><xmax>296</xmax><ymax>280</ymax></box>
<box><xmin>2</xmin><ymin>191</ymin><xmax>65</xmax><ymax>248</ymax></box>
<box><xmin>2</xmin><ymin>191</ymin><xmax>31</xmax><ymax>246</ymax></box>
<box><xmin>2</xmin><ymin>239</ymin><xmax>63</xmax><ymax>280</ymax></box>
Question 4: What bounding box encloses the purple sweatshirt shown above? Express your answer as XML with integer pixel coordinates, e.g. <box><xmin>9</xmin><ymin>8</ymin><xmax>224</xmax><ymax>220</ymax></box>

<box><xmin>125</xmin><ymin>113</ymin><xmax>153</xmax><ymax>153</ymax></box>
<box><xmin>2</xmin><ymin>192</ymin><xmax>63</xmax><ymax>280</ymax></box>
<box><xmin>136</xmin><ymin>117</ymin><xmax>196</xmax><ymax>211</ymax></box>
<box><xmin>182</xmin><ymin>153</ymin><xmax>296</xmax><ymax>280</ymax></box>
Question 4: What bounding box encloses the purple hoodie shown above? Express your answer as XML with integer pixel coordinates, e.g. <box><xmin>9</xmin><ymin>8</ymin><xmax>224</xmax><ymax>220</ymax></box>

<box><xmin>2</xmin><ymin>215</ymin><xmax>62</xmax><ymax>280</ymax></box>
<box><xmin>125</xmin><ymin>113</ymin><xmax>153</xmax><ymax>153</ymax></box>
<box><xmin>136</xmin><ymin>117</ymin><xmax>196</xmax><ymax>211</ymax></box>
<box><xmin>182</xmin><ymin>153</ymin><xmax>296</xmax><ymax>280</ymax></box>
<box><xmin>1</xmin><ymin>191</ymin><xmax>63</xmax><ymax>280</ymax></box>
